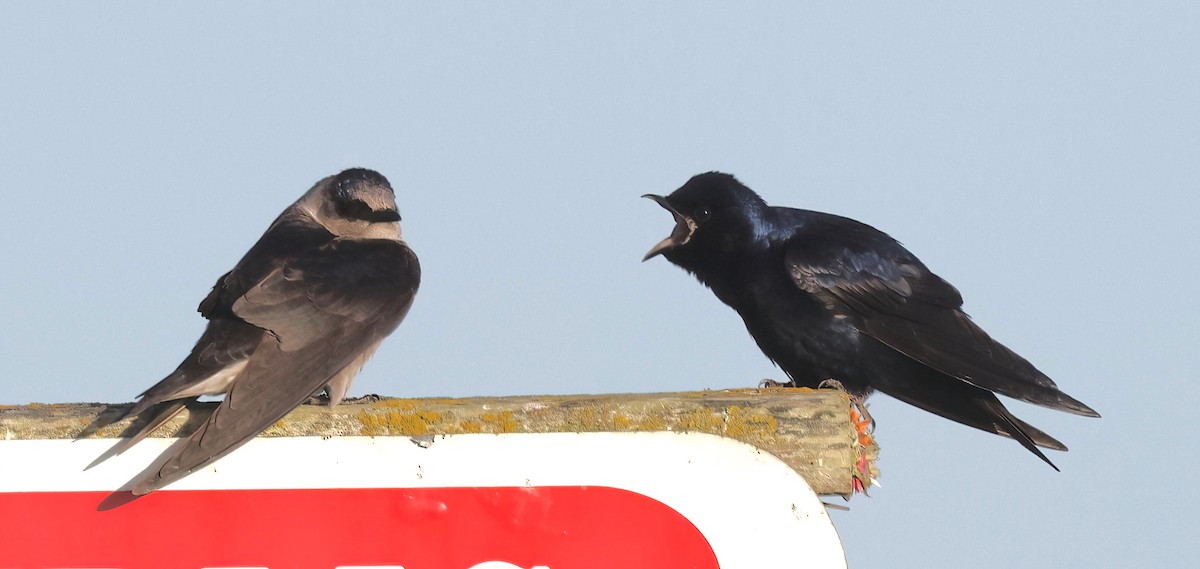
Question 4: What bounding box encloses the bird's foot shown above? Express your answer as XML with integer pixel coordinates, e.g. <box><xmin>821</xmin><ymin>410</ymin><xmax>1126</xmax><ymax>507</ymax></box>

<box><xmin>817</xmin><ymin>378</ymin><xmax>876</xmax><ymax>435</ymax></box>
<box><xmin>849</xmin><ymin>403</ymin><xmax>875</xmax><ymax>448</ymax></box>
<box><xmin>304</xmin><ymin>393</ymin><xmax>331</xmax><ymax>406</ymax></box>
<box><xmin>758</xmin><ymin>378</ymin><xmax>796</xmax><ymax>389</ymax></box>
<box><xmin>818</xmin><ymin>378</ymin><xmax>845</xmax><ymax>391</ymax></box>
<box><xmin>849</xmin><ymin>395</ymin><xmax>875</xmax><ymax>433</ymax></box>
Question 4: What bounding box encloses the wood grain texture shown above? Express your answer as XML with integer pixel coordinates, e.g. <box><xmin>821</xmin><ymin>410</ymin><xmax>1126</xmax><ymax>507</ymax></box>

<box><xmin>1</xmin><ymin>387</ymin><xmax>878</xmax><ymax>496</ymax></box>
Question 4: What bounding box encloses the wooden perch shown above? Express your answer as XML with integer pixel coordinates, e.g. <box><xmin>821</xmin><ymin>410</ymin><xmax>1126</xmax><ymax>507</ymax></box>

<box><xmin>0</xmin><ymin>387</ymin><xmax>877</xmax><ymax>496</ymax></box>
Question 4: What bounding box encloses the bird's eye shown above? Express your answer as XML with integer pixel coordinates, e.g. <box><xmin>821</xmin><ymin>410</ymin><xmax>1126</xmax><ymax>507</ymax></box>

<box><xmin>695</xmin><ymin>207</ymin><xmax>711</xmax><ymax>222</ymax></box>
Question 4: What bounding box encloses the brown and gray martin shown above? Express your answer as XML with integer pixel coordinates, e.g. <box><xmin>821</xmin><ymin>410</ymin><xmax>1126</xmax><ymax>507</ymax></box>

<box><xmin>643</xmin><ymin>172</ymin><xmax>1098</xmax><ymax>469</ymax></box>
<box><xmin>83</xmin><ymin>168</ymin><xmax>420</xmax><ymax>494</ymax></box>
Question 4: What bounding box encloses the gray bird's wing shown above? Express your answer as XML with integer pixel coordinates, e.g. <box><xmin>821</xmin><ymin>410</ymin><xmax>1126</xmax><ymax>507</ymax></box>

<box><xmin>131</xmin><ymin>238</ymin><xmax>420</xmax><ymax>494</ymax></box>
<box><xmin>77</xmin><ymin>316</ymin><xmax>265</xmax><ymax>460</ymax></box>
<box><xmin>784</xmin><ymin>234</ymin><xmax>1098</xmax><ymax>418</ymax></box>
<box><xmin>85</xmin><ymin>219</ymin><xmax>335</xmax><ymax>433</ymax></box>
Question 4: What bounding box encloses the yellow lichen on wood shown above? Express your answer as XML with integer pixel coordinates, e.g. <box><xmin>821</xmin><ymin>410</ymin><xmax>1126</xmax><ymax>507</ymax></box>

<box><xmin>679</xmin><ymin>408</ymin><xmax>725</xmax><ymax>432</ymax></box>
<box><xmin>612</xmin><ymin>414</ymin><xmax>632</xmax><ymax>430</ymax></box>
<box><xmin>1</xmin><ymin>388</ymin><xmax>877</xmax><ymax>496</ymax></box>
<box><xmin>636</xmin><ymin>416</ymin><xmax>666</xmax><ymax>431</ymax></box>
<box><xmin>724</xmin><ymin>405</ymin><xmax>779</xmax><ymax>440</ymax></box>
<box><xmin>480</xmin><ymin>410</ymin><xmax>519</xmax><ymax>433</ymax></box>
<box><xmin>355</xmin><ymin>408</ymin><xmax>444</xmax><ymax>436</ymax></box>
<box><xmin>375</xmin><ymin>399</ymin><xmax>420</xmax><ymax>410</ymax></box>
<box><xmin>458</xmin><ymin>419</ymin><xmax>484</xmax><ymax>433</ymax></box>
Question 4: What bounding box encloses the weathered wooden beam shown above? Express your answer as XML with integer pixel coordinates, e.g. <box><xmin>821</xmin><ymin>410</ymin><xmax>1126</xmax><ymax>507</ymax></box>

<box><xmin>1</xmin><ymin>388</ymin><xmax>877</xmax><ymax>496</ymax></box>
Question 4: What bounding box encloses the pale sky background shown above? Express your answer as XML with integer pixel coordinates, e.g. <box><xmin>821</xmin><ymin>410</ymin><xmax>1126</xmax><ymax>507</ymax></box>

<box><xmin>2</xmin><ymin>3</ymin><xmax>1196</xmax><ymax>567</ymax></box>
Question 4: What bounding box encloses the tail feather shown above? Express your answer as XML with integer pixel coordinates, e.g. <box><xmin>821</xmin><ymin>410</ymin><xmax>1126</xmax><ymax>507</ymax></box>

<box><xmin>995</xmin><ymin>409</ymin><xmax>1067</xmax><ymax>452</ymax></box>
<box><xmin>83</xmin><ymin>399</ymin><xmax>192</xmax><ymax>470</ymax></box>
<box><xmin>987</xmin><ymin>400</ymin><xmax>1060</xmax><ymax>471</ymax></box>
<box><xmin>875</xmin><ymin>365</ymin><xmax>1068</xmax><ymax>469</ymax></box>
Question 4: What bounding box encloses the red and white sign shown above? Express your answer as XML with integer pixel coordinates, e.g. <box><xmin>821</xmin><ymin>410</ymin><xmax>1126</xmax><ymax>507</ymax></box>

<box><xmin>0</xmin><ymin>432</ymin><xmax>846</xmax><ymax>568</ymax></box>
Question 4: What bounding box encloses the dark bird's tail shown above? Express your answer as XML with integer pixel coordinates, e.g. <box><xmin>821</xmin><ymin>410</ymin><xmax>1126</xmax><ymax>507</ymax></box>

<box><xmin>876</xmin><ymin>364</ymin><xmax>1068</xmax><ymax>470</ymax></box>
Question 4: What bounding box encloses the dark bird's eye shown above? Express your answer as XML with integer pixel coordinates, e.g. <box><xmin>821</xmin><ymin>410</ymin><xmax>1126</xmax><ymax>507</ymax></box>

<box><xmin>335</xmin><ymin>198</ymin><xmax>374</xmax><ymax>220</ymax></box>
<box><xmin>695</xmin><ymin>207</ymin><xmax>711</xmax><ymax>222</ymax></box>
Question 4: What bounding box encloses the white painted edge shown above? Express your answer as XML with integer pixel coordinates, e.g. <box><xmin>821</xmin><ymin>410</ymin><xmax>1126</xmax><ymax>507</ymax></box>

<box><xmin>0</xmin><ymin>432</ymin><xmax>846</xmax><ymax>568</ymax></box>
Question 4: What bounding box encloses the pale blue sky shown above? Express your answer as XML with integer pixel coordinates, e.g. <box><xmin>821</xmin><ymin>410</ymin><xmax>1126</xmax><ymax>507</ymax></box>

<box><xmin>2</xmin><ymin>3</ymin><xmax>1196</xmax><ymax>567</ymax></box>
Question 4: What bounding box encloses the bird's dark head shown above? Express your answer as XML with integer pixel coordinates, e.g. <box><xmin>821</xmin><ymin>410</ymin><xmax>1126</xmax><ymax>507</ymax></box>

<box><xmin>329</xmin><ymin>168</ymin><xmax>402</xmax><ymax>224</ymax></box>
<box><xmin>292</xmin><ymin>167</ymin><xmax>405</xmax><ymax>240</ymax></box>
<box><xmin>643</xmin><ymin>172</ymin><xmax>769</xmax><ymax>272</ymax></box>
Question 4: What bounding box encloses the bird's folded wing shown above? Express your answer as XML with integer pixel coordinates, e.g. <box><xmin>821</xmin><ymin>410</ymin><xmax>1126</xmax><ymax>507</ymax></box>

<box><xmin>198</xmin><ymin>218</ymin><xmax>336</xmax><ymax>319</ymax></box>
<box><xmin>132</xmin><ymin>239</ymin><xmax>419</xmax><ymax>494</ymax></box>
<box><xmin>785</xmin><ymin>243</ymin><xmax>1097</xmax><ymax>417</ymax></box>
<box><xmin>232</xmin><ymin>239</ymin><xmax>419</xmax><ymax>350</ymax></box>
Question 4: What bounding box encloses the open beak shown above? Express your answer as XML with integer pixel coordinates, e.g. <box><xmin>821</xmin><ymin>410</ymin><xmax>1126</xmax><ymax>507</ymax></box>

<box><xmin>642</xmin><ymin>194</ymin><xmax>697</xmax><ymax>261</ymax></box>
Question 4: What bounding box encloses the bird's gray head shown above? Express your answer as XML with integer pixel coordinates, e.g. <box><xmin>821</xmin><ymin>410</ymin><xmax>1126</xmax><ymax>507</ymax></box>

<box><xmin>642</xmin><ymin>171</ymin><xmax>769</xmax><ymax>268</ymax></box>
<box><xmin>298</xmin><ymin>168</ymin><xmax>404</xmax><ymax>240</ymax></box>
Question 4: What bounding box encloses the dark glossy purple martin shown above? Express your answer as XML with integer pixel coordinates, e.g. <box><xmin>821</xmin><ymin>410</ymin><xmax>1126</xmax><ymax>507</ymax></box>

<box><xmin>82</xmin><ymin>168</ymin><xmax>420</xmax><ymax>494</ymax></box>
<box><xmin>644</xmin><ymin>172</ymin><xmax>1098</xmax><ymax>469</ymax></box>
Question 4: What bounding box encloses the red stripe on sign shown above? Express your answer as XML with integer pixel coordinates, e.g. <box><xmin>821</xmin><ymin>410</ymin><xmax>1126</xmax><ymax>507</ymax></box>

<box><xmin>0</xmin><ymin>486</ymin><xmax>717</xmax><ymax>569</ymax></box>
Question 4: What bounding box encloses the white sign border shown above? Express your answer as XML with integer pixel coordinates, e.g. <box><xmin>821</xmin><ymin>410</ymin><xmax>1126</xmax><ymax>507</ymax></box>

<box><xmin>2</xmin><ymin>432</ymin><xmax>846</xmax><ymax>568</ymax></box>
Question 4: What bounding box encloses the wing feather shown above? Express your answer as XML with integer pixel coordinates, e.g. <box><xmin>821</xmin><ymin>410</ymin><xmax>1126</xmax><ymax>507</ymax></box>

<box><xmin>785</xmin><ymin>238</ymin><xmax>1097</xmax><ymax>417</ymax></box>
<box><xmin>132</xmin><ymin>238</ymin><xmax>419</xmax><ymax>494</ymax></box>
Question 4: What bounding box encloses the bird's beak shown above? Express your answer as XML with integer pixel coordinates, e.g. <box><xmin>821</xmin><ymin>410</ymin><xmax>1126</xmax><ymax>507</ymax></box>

<box><xmin>356</xmin><ymin>186</ymin><xmax>403</xmax><ymax>223</ymax></box>
<box><xmin>373</xmin><ymin>208</ymin><xmax>401</xmax><ymax>223</ymax></box>
<box><xmin>642</xmin><ymin>194</ymin><xmax>697</xmax><ymax>262</ymax></box>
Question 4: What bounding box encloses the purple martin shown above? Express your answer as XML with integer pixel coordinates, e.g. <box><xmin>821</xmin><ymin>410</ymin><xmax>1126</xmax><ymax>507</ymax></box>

<box><xmin>85</xmin><ymin>168</ymin><xmax>420</xmax><ymax>494</ymax></box>
<box><xmin>643</xmin><ymin>172</ymin><xmax>1098</xmax><ymax>469</ymax></box>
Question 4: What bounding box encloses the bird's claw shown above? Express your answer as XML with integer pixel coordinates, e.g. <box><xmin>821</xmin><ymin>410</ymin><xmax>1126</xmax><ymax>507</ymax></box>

<box><xmin>304</xmin><ymin>394</ymin><xmax>331</xmax><ymax>406</ymax></box>
<box><xmin>758</xmin><ymin>378</ymin><xmax>794</xmax><ymax>388</ymax></box>
<box><xmin>850</xmin><ymin>404</ymin><xmax>876</xmax><ymax>445</ymax></box>
<box><xmin>817</xmin><ymin>378</ymin><xmax>876</xmax><ymax>434</ymax></box>
<box><xmin>818</xmin><ymin>378</ymin><xmax>846</xmax><ymax>391</ymax></box>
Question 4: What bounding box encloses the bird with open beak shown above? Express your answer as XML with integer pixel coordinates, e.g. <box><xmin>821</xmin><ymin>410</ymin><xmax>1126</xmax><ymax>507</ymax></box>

<box><xmin>643</xmin><ymin>172</ymin><xmax>1098</xmax><ymax>469</ymax></box>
